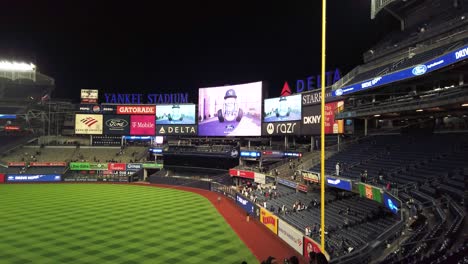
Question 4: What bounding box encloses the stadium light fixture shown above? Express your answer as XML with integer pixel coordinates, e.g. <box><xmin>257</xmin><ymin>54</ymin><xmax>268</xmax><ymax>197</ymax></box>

<box><xmin>374</xmin><ymin>114</ymin><xmax>381</xmax><ymax>117</ymax></box>
<box><xmin>462</xmin><ymin>103</ymin><xmax>468</xmax><ymax>107</ymax></box>
<box><xmin>0</xmin><ymin>61</ymin><xmax>36</xmax><ymax>72</ymax></box>
<box><xmin>416</xmin><ymin>109</ymin><xmax>423</xmax><ymax>112</ymax></box>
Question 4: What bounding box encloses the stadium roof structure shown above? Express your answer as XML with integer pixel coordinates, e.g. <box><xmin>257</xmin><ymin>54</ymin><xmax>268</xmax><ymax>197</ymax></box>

<box><xmin>371</xmin><ymin>0</ymin><xmax>424</xmax><ymax>20</ymax></box>
<box><xmin>0</xmin><ymin>60</ymin><xmax>54</xmax><ymax>85</ymax></box>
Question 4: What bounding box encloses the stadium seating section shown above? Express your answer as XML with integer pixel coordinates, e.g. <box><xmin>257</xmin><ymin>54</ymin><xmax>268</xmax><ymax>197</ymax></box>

<box><xmin>305</xmin><ymin>133</ymin><xmax>467</xmax><ymax>262</ymax></box>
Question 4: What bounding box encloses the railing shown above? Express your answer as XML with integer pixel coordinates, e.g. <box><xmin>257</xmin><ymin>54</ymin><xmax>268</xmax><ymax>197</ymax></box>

<box><xmin>370</xmin><ymin>0</ymin><xmax>397</xmax><ymax>19</ymax></box>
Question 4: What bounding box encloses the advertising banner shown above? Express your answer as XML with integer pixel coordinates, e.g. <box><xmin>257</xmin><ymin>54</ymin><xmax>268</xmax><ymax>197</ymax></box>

<box><xmin>301</xmin><ymin>105</ymin><xmax>321</xmax><ymax>135</ymax></box>
<box><xmin>236</xmin><ymin>193</ymin><xmax>256</xmax><ymax>216</ymax></box>
<box><xmin>116</xmin><ymin>105</ymin><xmax>156</xmax><ymax>115</ymax></box>
<box><xmin>240</xmin><ymin>151</ymin><xmax>261</xmax><ymax>158</ymax></box>
<box><xmin>123</xmin><ymin>136</ymin><xmax>152</xmax><ymax>140</ymax></box>
<box><xmin>301</xmin><ymin>89</ymin><xmax>333</xmax><ymax>106</ymax></box>
<box><xmin>0</xmin><ymin>173</ymin><xmax>4</xmax><ymax>183</ymax></box>
<box><xmin>277</xmin><ymin>178</ymin><xmax>298</xmax><ymax>189</ymax></box>
<box><xmin>108</xmin><ymin>163</ymin><xmax>126</xmax><ymax>171</ymax></box>
<box><xmin>142</xmin><ymin>163</ymin><xmax>164</xmax><ymax>169</ymax></box>
<box><xmin>70</xmin><ymin>162</ymin><xmax>90</xmax><ymax>170</ymax></box>
<box><xmin>79</xmin><ymin>104</ymin><xmax>115</xmax><ymax>114</ymax></box>
<box><xmin>7</xmin><ymin>174</ymin><xmax>62</xmax><ymax>182</ymax></box>
<box><xmin>297</xmin><ymin>184</ymin><xmax>308</xmax><ymax>193</ymax></box>
<box><xmin>104</xmin><ymin>115</ymin><xmax>130</xmax><ymax>135</ymax></box>
<box><xmin>126</xmin><ymin>163</ymin><xmax>143</xmax><ymax>171</ymax></box>
<box><xmin>261</xmin><ymin>150</ymin><xmax>284</xmax><ymax>158</ymax></box>
<box><xmin>29</xmin><ymin>162</ymin><xmax>67</xmax><ymax>167</ymax></box>
<box><xmin>264</xmin><ymin>94</ymin><xmax>302</xmax><ymax>123</ymax></box>
<box><xmin>130</xmin><ymin>115</ymin><xmax>155</xmax><ymax>135</ymax></box>
<box><xmin>156</xmin><ymin>125</ymin><xmax>197</xmax><ymax>136</ymax></box>
<box><xmin>229</xmin><ymin>169</ymin><xmax>255</xmax><ymax>179</ymax></box>
<box><xmin>156</xmin><ymin>104</ymin><xmax>196</xmax><ymax>125</ymax></box>
<box><xmin>79</xmin><ymin>104</ymin><xmax>101</xmax><ymax>113</ymax></box>
<box><xmin>7</xmin><ymin>162</ymin><xmax>26</xmax><ymax>167</ymax></box>
<box><xmin>326</xmin><ymin>177</ymin><xmax>352</xmax><ymax>191</ymax></box>
<box><xmin>358</xmin><ymin>183</ymin><xmax>383</xmax><ymax>203</ymax></box>
<box><xmin>373</xmin><ymin>187</ymin><xmax>383</xmax><ymax>203</ymax></box>
<box><xmin>383</xmin><ymin>193</ymin><xmax>400</xmax><ymax>214</ymax></box>
<box><xmin>260</xmin><ymin>208</ymin><xmax>278</xmax><ymax>235</ymax></box>
<box><xmin>324</xmin><ymin>101</ymin><xmax>344</xmax><ymax>134</ymax></box>
<box><xmin>303</xmin><ymin>236</ymin><xmax>329</xmax><ymax>262</ymax></box>
<box><xmin>5</xmin><ymin>125</ymin><xmax>20</xmax><ymax>131</ymax></box>
<box><xmin>301</xmin><ymin>171</ymin><xmax>320</xmax><ymax>183</ymax></box>
<box><xmin>80</xmin><ymin>89</ymin><xmax>98</xmax><ymax>103</ymax></box>
<box><xmin>0</xmin><ymin>114</ymin><xmax>16</xmax><ymax>119</ymax></box>
<box><xmin>333</xmin><ymin>45</ymin><xmax>468</xmax><ymax>97</ymax></box>
<box><xmin>91</xmin><ymin>135</ymin><xmax>122</xmax><ymax>146</ymax></box>
<box><xmin>278</xmin><ymin>219</ymin><xmax>304</xmax><ymax>254</ymax></box>
<box><xmin>254</xmin><ymin>172</ymin><xmax>266</xmax><ymax>184</ymax></box>
<box><xmin>198</xmin><ymin>81</ymin><xmax>263</xmax><ymax>136</ymax></box>
<box><xmin>262</xmin><ymin>121</ymin><xmax>301</xmax><ymax>136</ymax></box>
<box><xmin>69</xmin><ymin>162</ymin><xmax>109</xmax><ymax>171</ymax></box>
<box><xmin>75</xmin><ymin>114</ymin><xmax>103</xmax><ymax>135</ymax></box>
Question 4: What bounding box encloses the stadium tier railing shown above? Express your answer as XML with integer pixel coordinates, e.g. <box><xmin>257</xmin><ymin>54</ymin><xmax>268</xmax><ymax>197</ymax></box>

<box><xmin>370</xmin><ymin>0</ymin><xmax>397</xmax><ymax>19</ymax></box>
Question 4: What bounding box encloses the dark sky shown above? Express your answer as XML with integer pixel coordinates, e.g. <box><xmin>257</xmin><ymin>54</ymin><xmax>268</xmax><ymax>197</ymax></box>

<box><xmin>0</xmin><ymin>1</ymin><xmax>397</xmax><ymax>102</ymax></box>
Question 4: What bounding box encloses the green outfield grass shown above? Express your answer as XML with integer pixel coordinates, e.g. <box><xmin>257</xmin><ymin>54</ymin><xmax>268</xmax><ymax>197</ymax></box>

<box><xmin>0</xmin><ymin>184</ymin><xmax>257</xmax><ymax>264</ymax></box>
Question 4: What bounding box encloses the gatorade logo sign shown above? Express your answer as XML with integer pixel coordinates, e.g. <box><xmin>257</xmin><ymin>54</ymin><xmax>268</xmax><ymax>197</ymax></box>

<box><xmin>117</xmin><ymin>105</ymin><xmax>156</xmax><ymax>115</ymax></box>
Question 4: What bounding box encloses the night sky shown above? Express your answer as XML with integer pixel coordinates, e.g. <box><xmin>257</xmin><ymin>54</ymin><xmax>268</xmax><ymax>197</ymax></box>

<box><xmin>0</xmin><ymin>1</ymin><xmax>398</xmax><ymax>102</ymax></box>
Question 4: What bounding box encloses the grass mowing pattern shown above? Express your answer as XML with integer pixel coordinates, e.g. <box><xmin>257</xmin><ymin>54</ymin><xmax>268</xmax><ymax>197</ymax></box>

<box><xmin>0</xmin><ymin>184</ymin><xmax>257</xmax><ymax>264</ymax></box>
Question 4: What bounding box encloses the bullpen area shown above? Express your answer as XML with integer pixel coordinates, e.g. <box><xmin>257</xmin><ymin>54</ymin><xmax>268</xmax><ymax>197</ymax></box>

<box><xmin>0</xmin><ymin>184</ymin><xmax>257</xmax><ymax>264</ymax></box>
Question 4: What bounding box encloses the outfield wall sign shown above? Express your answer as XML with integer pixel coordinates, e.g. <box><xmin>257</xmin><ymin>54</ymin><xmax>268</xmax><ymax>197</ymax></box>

<box><xmin>260</xmin><ymin>208</ymin><xmax>278</xmax><ymax>235</ymax></box>
<box><xmin>7</xmin><ymin>174</ymin><xmax>62</xmax><ymax>182</ymax></box>
<box><xmin>69</xmin><ymin>162</ymin><xmax>108</xmax><ymax>171</ymax></box>
<box><xmin>142</xmin><ymin>163</ymin><xmax>164</xmax><ymax>169</ymax></box>
<box><xmin>278</xmin><ymin>219</ymin><xmax>303</xmax><ymax>254</ymax></box>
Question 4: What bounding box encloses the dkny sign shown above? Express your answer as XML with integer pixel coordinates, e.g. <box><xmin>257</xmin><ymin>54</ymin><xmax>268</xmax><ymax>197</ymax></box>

<box><xmin>262</xmin><ymin>122</ymin><xmax>300</xmax><ymax>136</ymax></box>
<box><xmin>156</xmin><ymin>125</ymin><xmax>197</xmax><ymax>135</ymax></box>
<box><xmin>301</xmin><ymin>105</ymin><xmax>321</xmax><ymax>135</ymax></box>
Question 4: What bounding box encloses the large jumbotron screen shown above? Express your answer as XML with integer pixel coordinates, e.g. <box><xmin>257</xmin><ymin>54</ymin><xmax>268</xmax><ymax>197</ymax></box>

<box><xmin>198</xmin><ymin>82</ymin><xmax>262</xmax><ymax>136</ymax></box>
<box><xmin>156</xmin><ymin>104</ymin><xmax>196</xmax><ymax>125</ymax></box>
<box><xmin>263</xmin><ymin>94</ymin><xmax>302</xmax><ymax>123</ymax></box>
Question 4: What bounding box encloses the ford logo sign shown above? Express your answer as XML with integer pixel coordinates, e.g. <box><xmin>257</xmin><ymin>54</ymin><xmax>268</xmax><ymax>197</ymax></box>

<box><xmin>106</xmin><ymin>119</ymin><xmax>128</xmax><ymax>128</ymax></box>
<box><xmin>335</xmin><ymin>89</ymin><xmax>343</xmax><ymax>96</ymax></box>
<box><xmin>412</xmin><ymin>65</ymin><xmax>427</xmax><ymax>76</ymax></box>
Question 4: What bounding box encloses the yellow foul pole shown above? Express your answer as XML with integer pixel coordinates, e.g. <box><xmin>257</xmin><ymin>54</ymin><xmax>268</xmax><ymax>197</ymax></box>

<box><xmin>320</xmin><ymin>0</ymin><xmax>327</xmax><ymax>250</ymax></box>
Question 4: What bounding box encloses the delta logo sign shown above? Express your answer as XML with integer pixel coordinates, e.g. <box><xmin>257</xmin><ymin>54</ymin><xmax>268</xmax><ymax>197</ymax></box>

<box><xmin>282</xmin><ymin>69</ymin><xmax>342</xmax><ymax>94</ymax></box>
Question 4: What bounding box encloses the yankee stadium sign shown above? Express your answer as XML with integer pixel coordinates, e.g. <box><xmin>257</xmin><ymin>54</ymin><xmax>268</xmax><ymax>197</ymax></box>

<box><xmin>104</xmin><ymin>93</ymin><xmax>189</xmax><ymax>104</ymax></box>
